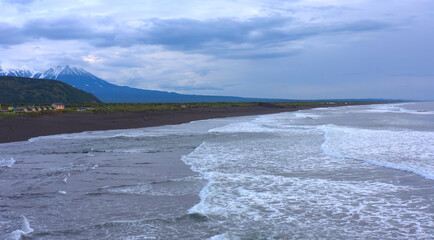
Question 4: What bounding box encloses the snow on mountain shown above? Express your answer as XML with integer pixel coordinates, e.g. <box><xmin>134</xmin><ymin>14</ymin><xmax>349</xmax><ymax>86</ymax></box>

<box><xmin>0</xmin><ymin>65</ymin><xmax>117</xmax><ymax>95</ymax></box>
<box><xmin>39</xmin><ymin>65</ymin><xmax>92</xmax><ymax>79</ymax></box>
<box><xmin>0</xmin><ymin>65</ymin><xmax>113</xmax><ymax>94</ymax></box>
<box><xmin>0</xmin><ymin>66</ymin><xmax>39</xmax><ymax>78</ymax></box>
<box><xmin>36</xmin><ymin>65</ymin><xmax>119</xmax><ymax>94</ymax></box>
<box><xmin>0</xmin><ymin>65</ymin><xmax>258</xmax><ymax>103</ymax></box>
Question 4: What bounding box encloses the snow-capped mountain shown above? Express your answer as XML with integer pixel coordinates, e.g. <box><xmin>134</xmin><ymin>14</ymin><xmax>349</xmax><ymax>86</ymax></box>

<box><xmin>39</xmin><ymin>65</ymin><xmax>87</xmax><ymax>79</ymax></box>
<box><xmin>0</xmin><ymin>65</ymin><xmax>128</xmax><ymax>101</ymax></box>
<box><xmin>0</xmin><ymin>65</ymin><xmax>277</xmax><ymax>103</ymax></box>
<box><xmin>0</xmin><ymin>66</ymin><xmax>39</xmax><ymax>78</ymax></box>
<box><xmin>33</xmin><ymin>65</ymin><xmax>184</xmax><ymax>103</ymax></box>
<box><xmin>38</xmin><ymin>65</ymin><xmax>116</xmax><ymax>94</ymax></box>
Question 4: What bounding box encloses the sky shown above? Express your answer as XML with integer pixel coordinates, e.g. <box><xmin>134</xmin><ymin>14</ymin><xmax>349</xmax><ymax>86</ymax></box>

<box><xmin>0</xmin><ymin>0</ymin><xmax>433</xmax><ymax>100</ymax></box>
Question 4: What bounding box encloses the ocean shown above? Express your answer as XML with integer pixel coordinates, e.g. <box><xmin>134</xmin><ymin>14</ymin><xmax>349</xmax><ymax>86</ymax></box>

<box><xmin>1</xmin><ymin>102</ymin><xmax>433</xmax><ymax>239</ymax></box>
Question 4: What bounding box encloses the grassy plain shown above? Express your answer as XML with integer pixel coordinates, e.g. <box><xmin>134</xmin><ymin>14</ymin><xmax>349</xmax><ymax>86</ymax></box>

<box><xmin>0</xmin><ymin>101</ymin><xmax>384</xmax><ymax>119</ymax></box>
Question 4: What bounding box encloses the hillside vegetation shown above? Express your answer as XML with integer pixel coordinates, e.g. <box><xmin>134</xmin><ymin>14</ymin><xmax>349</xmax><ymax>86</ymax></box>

<box><xmin>0</xmin><ymin>76</ymin><xmax>101</xmax><ymax>104</ymax></box>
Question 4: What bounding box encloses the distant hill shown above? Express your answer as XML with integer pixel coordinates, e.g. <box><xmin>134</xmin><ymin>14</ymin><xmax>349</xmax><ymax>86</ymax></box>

<box><xmin>0</xmin><ymin>65</ymin><xmax>408</xmax><ymax>103</ymax></box>
<box><xmin>1</xmin><ymin>65</ymin><xmax>290</xmax><ymax>103</ymax></box>
<box><xmin>0</xmin><ymin>76</ymin><xmax>102</xmax><ymax>104</ymax></box>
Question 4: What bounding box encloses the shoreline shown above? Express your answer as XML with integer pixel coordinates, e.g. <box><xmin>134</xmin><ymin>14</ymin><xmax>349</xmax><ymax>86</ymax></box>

<box><xmin>1</xmin><ymin>103</ymin><xmax>364</xmax><ymax>143</ymax></box>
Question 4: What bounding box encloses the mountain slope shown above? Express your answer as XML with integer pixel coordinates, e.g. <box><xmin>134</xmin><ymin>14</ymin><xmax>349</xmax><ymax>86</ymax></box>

<box><xmin>37</xmin><ymin>66</ymin><xmax>270</xmax><ymax>103</ymax></box>
<box><xmin>0</xmin><ymin>66</ymin><xmax>38</xmax><ymax>78</ymax></box>
<box><xmin>1</xmin><ymin>65</ymin><xmax>289</xmax><ymax>103</ymax></box>
<box><xmin>0</xmin><ymin>76</ymin><xmax>102</xmax><ymax>104</ymax></box>
<box><xmin>37</xmin><ymin>65</ymin><xmax>113</xmax><ymax>94</ymax></box>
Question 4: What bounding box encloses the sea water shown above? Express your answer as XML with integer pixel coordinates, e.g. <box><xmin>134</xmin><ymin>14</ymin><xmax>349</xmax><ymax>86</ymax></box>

<box><xmin>0</xmin><ymin>102</ymin><xmax>433</xmax><ymax>239</ymax></box>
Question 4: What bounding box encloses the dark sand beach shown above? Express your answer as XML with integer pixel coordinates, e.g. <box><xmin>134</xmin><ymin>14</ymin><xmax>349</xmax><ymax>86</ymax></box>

<box><xmin>1</xmin><ymin>103</ymin><xmax>355</xmax><ymax>143</ymax></box>
<box><xmin>2</xmin><ymin>102</ymin><xmax>432</xmax><ymax>239</ymax></box>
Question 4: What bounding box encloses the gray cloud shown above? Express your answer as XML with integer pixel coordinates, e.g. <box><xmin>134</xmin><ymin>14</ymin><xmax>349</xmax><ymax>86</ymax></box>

<box><xmin>137</xmin><ymin>17</ymin><xmax>390</xmax><ymax>58</ymax></box>
<box><xmin>3</xmin><ymin>0</ymin><xmax>37</xmax><ymax>4</ymax></box>
<box><xmin>24</xmin><ymin>18</ymin><xmax>96</xmax><ymax>40</ymax></box>
<box><xmin>0</xmin><ymin>22</ymin><xmax>29</xmax><ymax>45</ymax></box>
<box><xmin>0</xmin><ymin>15</ymin><xmax>391</xmax><ymax>59</ymax></box>
<box><xmin>22</xmin><ymin>16</ymin><xmax>117</xmax><ymax>44</ymax></box>
<box><xmin>141</xmin><ymin>17</ymin><xmax>291</xmax><ymax>49</ymax></box>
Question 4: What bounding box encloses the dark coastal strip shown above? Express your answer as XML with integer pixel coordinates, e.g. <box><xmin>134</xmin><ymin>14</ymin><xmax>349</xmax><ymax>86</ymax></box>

<box><xmin>0</xmin><ymin>103</ymin><xmax>369</xmax><ymax>143</ymax></box>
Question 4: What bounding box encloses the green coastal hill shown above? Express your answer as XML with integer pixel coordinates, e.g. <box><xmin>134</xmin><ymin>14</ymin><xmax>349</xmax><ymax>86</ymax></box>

<box><xmin>0</xmin><ymin>76</ymin><xmax>101</xmax><ymax>104</ymax></box>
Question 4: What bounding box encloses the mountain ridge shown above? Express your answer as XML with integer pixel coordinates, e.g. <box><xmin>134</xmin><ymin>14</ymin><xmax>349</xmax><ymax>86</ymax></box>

<box><xmin>1</xmin><ymin>65</ymin><xmax>291</xmax><ymax>103</ymax></box>
<box><xmin>0</xmin><ymin>65</ymin><xmax>408</xmax><ymax>103</ymax></box>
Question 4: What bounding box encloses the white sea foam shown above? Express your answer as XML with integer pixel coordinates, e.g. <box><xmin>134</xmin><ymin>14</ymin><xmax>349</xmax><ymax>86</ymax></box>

<box><xmin>8</xmin><ymin>216</ymin><xmax>34</xmax><ymax>240</ymax></box>
<box><xmin>293</xmin><ymin>112</ymin><xmax>321</xmax><ymax>120</ymax></box>
<box><xmin>182</xmin><ymin>106</ymin><xmax>434</xmax><ymax>238</ymax></box>
<box><xmin>208</xmin><ymin>113</ymin><xmax>315</xmax><ymax>134</ymax></box>
<box><xmin>182</xmin><ymin>139</ymin><xmax>432</xmax><ymax>238</ymax></box>
<box><xmin>105</xmin><ymin>148</ymin><xmax>152</xmax><ymax>153</ymax></box>
<box><xmin>209</xmin><ymin>121</ymin><xmax>273</xmax><ymax>133</ymax></box>
<box><xmin>209</xmin><ymin>232</ymin><xmax>239</xmax><ymax>240</ymax></box>
<box><xmin>27</xmin><ymin>129</ymin><xmax>150</xmax><ymax>142</ymax></box>
<box><xmin>4</xmin><ymin>103</ymin><xmax>433</xmax><ymax>239</ymax></box>
<box><xmin>0</xmin><ymin>158</ymin><xmax>15</xmax><ymax>168</ymax></box>
<box><xmin>124</xmin><ymin>235</ymin><xmax>157</xmax><ymax>240</ymax></box>
<box><xmin>319</xmin><ymin>124</ymin><xmax>434</xmax><ymax>180</ymax></box>
<box><xmin>361</xmin><ymin>103</ymin><xmax>434</xmax><ymax>115</ymax></box>
<box><xmin>26</xmin><ymin>118</ymin><xmax>234</xmax><ymax>143</ymax></box>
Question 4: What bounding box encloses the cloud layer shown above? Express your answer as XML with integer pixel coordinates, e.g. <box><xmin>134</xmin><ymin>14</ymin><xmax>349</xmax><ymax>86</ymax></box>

<box><xmin>0</xmin><ymin>0</ymin><xmax>433</xmax><ymax>100</ymax></box>
<box><xmin>1</xmin><ymin>15</ymin><xmax>391</xmax><ymax>59</ymax></box>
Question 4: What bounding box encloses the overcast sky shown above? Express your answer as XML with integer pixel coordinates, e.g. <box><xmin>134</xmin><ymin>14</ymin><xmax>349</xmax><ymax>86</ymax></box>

<box><xmin>1</xmin><ymin>0</ymin><xmax>433</xmax><ymax>100</ymax></box>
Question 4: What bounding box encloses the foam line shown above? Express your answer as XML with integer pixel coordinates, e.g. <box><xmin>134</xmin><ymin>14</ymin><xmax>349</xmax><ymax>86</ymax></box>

<box><xmin>0</xmin><ymin>158</ymin><xmax>15</xmax><ymax>168</ymax></box>
<box><xmin>319</xmin><ymin>124</ymin><xmax>434</xmax><ymax>180</ymax></box>
<box><xmin>8</xmin><ymin>216</ymin><xmax>34</xmax><ymax>240</ymax></box>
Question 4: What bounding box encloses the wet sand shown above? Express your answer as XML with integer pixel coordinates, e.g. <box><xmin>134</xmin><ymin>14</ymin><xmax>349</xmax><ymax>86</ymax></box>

<box><xmin>0</xmin><ymin>103</ymin><xmax>350</xmax><ymax>143</ymax></box>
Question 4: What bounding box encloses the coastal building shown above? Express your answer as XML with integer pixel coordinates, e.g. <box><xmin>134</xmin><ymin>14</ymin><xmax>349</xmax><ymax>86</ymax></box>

<box><xmin>14</xmin><ymin>107</ymin><xmax>30</xmax><ymax>113</ymax></box>
<box><xmin>6</xmin><ymin>103</ymin><xmax>64</xmax><ymax>113</ymax></box>
<box><xmin>28</xmin><ymin>106</ymin><xmax>38</xmax><ymax>112</ymax></box>
<box><xmin>52</xmin><ymin>103</ymin><xmax>65</xmax><ymax>110</ymax></box>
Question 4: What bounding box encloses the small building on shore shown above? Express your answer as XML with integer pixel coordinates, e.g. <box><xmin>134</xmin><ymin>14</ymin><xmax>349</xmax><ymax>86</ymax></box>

<box><xmin>14</xmin><ymin>107</ymin><xmax>30</xmax><ymax>113</ymax></box>
<box><xmin>6</xmin><ymin>103</ymin><xmax>65</xmax><ymax>113</ymax></box>
<box><xmin>52</xmin><ymin>103</ymin><xmax>65</xmax><ymax>111</ymax></box>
